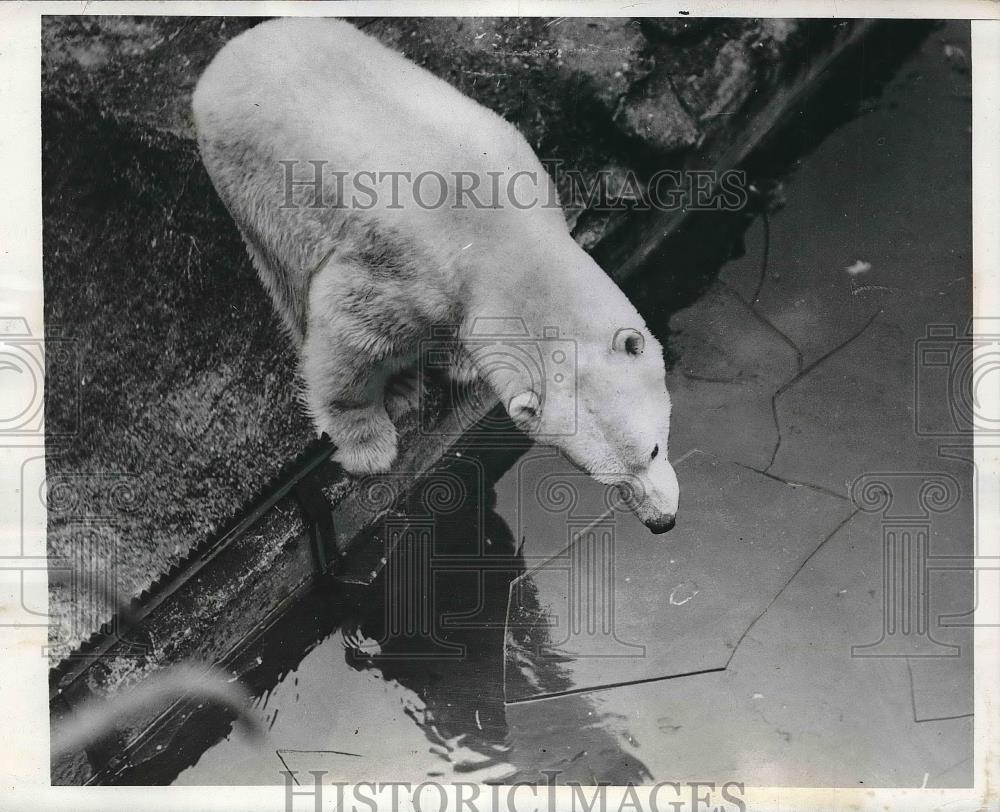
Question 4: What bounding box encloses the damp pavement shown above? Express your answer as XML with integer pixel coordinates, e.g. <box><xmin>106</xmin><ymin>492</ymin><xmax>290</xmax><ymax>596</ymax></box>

<box><xmin>176</xmin><ymin>23</ymin><xmax>972</xmax><ymax>787</ymax></box>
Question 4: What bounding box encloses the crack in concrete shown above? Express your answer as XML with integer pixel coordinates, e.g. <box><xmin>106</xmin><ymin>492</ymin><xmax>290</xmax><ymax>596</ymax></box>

<box><xmin>506</xmin><ymin>462</ymin><xmax>859</xmax><ymax>706</ymax></box>
<box><xmin>905</xmin><ymin>658</ymin><xmax>973</xmax><ymax>724</ymax></box>
<box><xmin>735</xmin><ymin>462</ymin><xmax>849</xmax><ymax>502</ymax></box>
<box><xmin>504</xmin><ymin>665</ymin><xmax>727</xmax><ymax>705</ymax></box>
<box><xmin>703</xmin><ymin>279</ymin><xmax>947</xmax><ymax>729</ymax></box>
<box><xmin>681</xmin><ymin>370</ymin><xmax>746</xmax><ymax>384</ymax></box>
<box><xmin>719</xmin><ymin>257</ymin><xmax>882</xmax><ymax>479</ymax></box>
<box><xmin>763</xmin><ymin>307</ymin><xmax>882</xmax><ymax>474</ymax></box>
<box><xmin>728</xmin><ymin>508</ymin><xmax>859</xmax><ymax>660</ymax></box>
<box><xmin>749</xmin><ymin>208</ymin><xmax>771</xmax><ymax>305</ymax></box>
<box><xmin>719</xmin><ymin>281</ymin><xmax>804</xmax><ymax>372</ymax></box>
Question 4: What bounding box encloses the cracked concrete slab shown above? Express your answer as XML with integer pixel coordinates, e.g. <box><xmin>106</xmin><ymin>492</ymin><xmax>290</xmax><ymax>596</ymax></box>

<box><xmin>509</xmin><ymin>509</ymin><xmax>971</xmax><ymax>786</ymax></box>
<box><xmin>765</xmin><ymin>315</ymin><xmax>966</xmax><ymax>493</ymax></box>
<box><xmin>715</xmin><ymin>27</ymin><xmax>971</xmax><ymax>495</ymax></box>
<box><xmin>664</xmin><ymin>283</ymin><xmax>801</xmax><ymax>470</ymax></box>
<box><xmin>502</xmin><ymin>449</ymin><xmax>853</xmax><ymax>701</ymax></box>
<box><xmin>726</xmin><ymin>508</ymin><xmax>973</xmax><ymax>785</ymax></box>
<box><xmin>719</xmin><ymin>38</ymin><xmax>971</xmax><ymax>370</ymax></box>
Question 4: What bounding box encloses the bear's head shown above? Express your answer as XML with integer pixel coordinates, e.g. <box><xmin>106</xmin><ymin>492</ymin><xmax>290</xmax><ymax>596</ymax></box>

<box><xmin>505</xmin><ymin>325</ymin><xmax>679</xmax><ymax>535</ymax></box>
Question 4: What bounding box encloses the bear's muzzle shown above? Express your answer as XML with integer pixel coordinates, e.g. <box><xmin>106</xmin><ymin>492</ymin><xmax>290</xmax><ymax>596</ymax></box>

<box><xmin>643</xmin><ymin>513</ymin><xmax>676</xmax><ymax>534</ymax></box>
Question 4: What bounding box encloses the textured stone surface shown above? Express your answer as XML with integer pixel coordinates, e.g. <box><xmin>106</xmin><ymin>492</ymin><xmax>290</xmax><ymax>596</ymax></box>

<box><xmin>675</xmin><ymin>38</ymin><xmax>756</xmax><ymax>122</ymax></box>
<box><xmin>639</xmin><ymin>17</ymin><xmax>716</xmax><ymax>42</ymax></box>
<box><xmin>549</xmin><ymin>17</ymin><xmax>653</xmax><ymax>111</ymax></box>
<box><xmin>615</xmin><ymin>71</ymin><xmax>701</xmax><ymax>154</ymax></box>
<box><xmin>41</xmin><ymin>17</ymin><xmax>262</xmax><ymax>141</ymax></box>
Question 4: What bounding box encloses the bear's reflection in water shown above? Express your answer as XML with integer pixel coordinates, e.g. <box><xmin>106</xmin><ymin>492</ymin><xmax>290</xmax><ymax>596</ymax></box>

<box><xmin>340</xmin><ymin>435</ymin><xmax>652</xmax><ymax>784</ymax></box>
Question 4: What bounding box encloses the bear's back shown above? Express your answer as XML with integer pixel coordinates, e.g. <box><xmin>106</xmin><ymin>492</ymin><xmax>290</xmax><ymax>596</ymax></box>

<box><xmin>194</xmin><ymin>18</ymin><xmax>542</xmax><ymax>192</ymax></box>
<box><xmin>193</xmin><ymin>18</ymin><xmax>579</xmax><ymax>340</ymax></box>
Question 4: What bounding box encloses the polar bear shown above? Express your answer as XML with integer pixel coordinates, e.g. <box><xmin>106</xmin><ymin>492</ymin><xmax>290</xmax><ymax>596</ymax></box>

<box><xmin>193</xmin><ymin>18</ymin><xmax>679</xmax><ymax>533</ymax></box>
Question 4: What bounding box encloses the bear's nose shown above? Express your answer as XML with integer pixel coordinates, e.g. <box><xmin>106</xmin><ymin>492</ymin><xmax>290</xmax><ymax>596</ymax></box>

<box><xmin>645</xmin><ymin>513</ymin><xmax>676</xmax><ymax>534</ymax></box>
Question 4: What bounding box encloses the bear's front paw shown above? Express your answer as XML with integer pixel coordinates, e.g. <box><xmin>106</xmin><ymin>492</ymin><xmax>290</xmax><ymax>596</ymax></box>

<box><xmin>333</xmin><ymin>431</ymin><xmax>398</xmax><ymax>474</ymax></box>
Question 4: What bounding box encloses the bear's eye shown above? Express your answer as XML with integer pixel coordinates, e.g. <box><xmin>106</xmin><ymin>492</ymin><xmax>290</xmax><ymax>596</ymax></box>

<box><xmin>612</xmin><ymin>327</ymin><xmax>645</xmax><ymax>356</ymax></box>
<box><xmin>651</xmin><ymin>444</ymin><xmax>659</xmax><ymax>460</ymax></box>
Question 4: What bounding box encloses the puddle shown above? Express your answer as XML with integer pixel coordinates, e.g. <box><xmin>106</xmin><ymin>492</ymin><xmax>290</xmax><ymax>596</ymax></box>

<box><xmin>162</xmin><ymin>20</ymin><xmax>969</xmax><ymax>786</ymax></box>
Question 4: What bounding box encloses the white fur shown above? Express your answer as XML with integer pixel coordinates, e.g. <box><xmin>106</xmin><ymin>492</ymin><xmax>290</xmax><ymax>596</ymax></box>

<box><xmin>193</xmin><ymin>18</ymin><xmax>679</xmax><ymax>529</ymax></box>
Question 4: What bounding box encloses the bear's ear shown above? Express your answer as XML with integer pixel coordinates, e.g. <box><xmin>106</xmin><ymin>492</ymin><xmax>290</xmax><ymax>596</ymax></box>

<box><xmin>507</xmin><ymin>391</ymin><xmax>540</xmax><ymax>430</ymax></box>
<box><xmin>612</xmin><ymin>328</ymin><xmax>645</xmax><ymax>356</ymax></box>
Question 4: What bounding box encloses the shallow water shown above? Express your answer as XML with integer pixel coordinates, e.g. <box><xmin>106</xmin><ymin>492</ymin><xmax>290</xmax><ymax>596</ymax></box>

<box><xmin>175</xmin><ymin>20</ymin><xmax>972</xmax><ymax>787</ymax></box>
